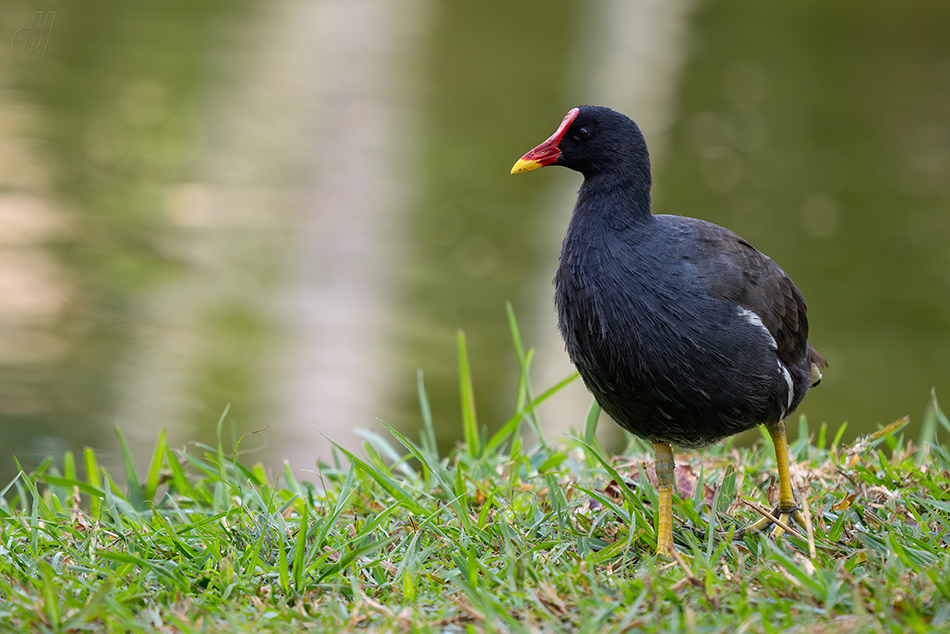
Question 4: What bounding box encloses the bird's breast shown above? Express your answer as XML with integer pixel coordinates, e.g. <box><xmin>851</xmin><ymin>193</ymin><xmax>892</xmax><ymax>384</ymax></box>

<box><xmin>554</xmin><ymin>235</ymin><xmax>792</xmax><ymax>446</ymax></box>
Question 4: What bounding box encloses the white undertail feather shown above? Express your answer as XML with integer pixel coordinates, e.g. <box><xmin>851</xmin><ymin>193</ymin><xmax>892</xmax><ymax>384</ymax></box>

<box><xmin>810</xmin><ymin>362</ymin><xmax>823</xmax><ymax>387</ymax></box>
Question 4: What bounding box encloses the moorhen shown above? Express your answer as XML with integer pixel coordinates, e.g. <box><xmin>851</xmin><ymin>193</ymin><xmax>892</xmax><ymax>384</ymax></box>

<box><xmin>511</xmin><ymin>106</ymin><xmax>826</xmax><ymax>555</ymax></box>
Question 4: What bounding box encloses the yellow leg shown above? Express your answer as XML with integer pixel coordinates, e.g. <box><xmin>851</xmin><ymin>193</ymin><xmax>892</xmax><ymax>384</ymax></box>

<box><xmin>771</xmin><ymin>422</ymin><xmax>797</xmax><ymax>512</ymax></box>
<box><xmin>740</xmin><ymin>420</ymin><xmax>808</xmax><ymax>537</ymax></box>
<box><xmin>654</xmin><ymin>441</ymin><xmax>675</xmax><ymax>555</ymax></box>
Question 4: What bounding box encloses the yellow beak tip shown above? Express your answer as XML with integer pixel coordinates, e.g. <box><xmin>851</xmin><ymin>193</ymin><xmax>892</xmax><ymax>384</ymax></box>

<box><xmin>510</xmin><ymin>158</ymin><xmax>541</xmax><ymax>175</ymax></box>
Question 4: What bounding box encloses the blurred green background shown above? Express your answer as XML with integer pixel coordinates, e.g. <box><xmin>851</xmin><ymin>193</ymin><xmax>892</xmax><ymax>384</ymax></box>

<box><xmin>1</xmin><ymin>0</ymin><xmax>948</xmax><ymax>482</ymax></box>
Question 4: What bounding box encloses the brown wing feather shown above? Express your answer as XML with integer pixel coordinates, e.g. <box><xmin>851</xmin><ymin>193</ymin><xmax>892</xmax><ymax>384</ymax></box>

<box><xmin>699</xmin><ymin>232</ymin><xmax>811</xmax><ymax>369</ymax></box>
<box><xmin>663</xmin><ymin>216</ymin><xmax>827</xmax><ymax>377</ymax></box>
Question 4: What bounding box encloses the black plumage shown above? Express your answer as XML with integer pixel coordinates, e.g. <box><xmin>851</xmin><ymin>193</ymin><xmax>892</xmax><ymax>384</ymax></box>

<box><xmin>511</xmin><ymin>105</ymin><xmax>826</xmax><ymax>553</ymax></box>
<box><xmin>558</xmin><ymin>203</ymin><xmax>820</xmax><ymax>448</ymax></box>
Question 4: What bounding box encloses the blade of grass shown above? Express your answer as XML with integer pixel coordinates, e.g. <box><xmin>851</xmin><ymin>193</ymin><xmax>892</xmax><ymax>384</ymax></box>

<box><xmin>378</xmin><ymin>421</ymin><xmax>453</xmax><ymax>494</ymax></box>
<box><xmin>932</xmin><ymin>388</ymin><xmax>950</xmax><ymax>435</ymax></box>
<box><xmin>38</xmin><ymin>559</ymin><xmax>61</xmax><ymax>630</ymax></box>
<box><xmin>114</xmin><ymin>426</ymin><xmax>145</xmax><ymax>511</ymax></box>
<box><xmin>312</xmin><ymin>465</ymin><xmax>357</xmax><ymax>549</ymax></box>
<box><xmin>331</xmin><ymin>443</ymin><xmax>427</xmax><ymax>515</ymax></box>
<box><xmin>84</xmin><ymin>447</ymin><xmax>102</xmax><ymax>519</ymax></box>
<box><xmin>99</xmin><ymin>551</ymin><xmax>190</xmax><ymax>593</ymax></box>
<box><xmin>144</xmin><ymin>428</ymin><xmax>167</xmax><ymax>503</ymax></box>
<box><xmin>278</xmin><ymin>529</ymin><xmax>290</xmax><ymax>593</ymax></box>
<box><xmin>13</xmin><ymin>457</ymin><xmax>47</xmax><ymax>556</ymax></box>
<box><xmin>458</xmin><ymin>330</ymin><xmax>480</xmax><ymax>458</ymax></box>
<box><xmin>832</xmin><ymin>422</ymin><xmax>849</xmax><ymax>452</ymax></box>
<box><xmin>506</xmin><ymin>301</ymin><xmax>544</xmax><ymax>444</ymax></box>
<box><xmin>313</xmin><ymin>535</ymin><xmax>397</xmax><ymax>584</ymax></box>
<box><xmin>355</xmin><ymin>427</ymin><xmax>417</xmax><ymax>480</ymax></box>
<box><xmin>63</xmin><ymin>450</ymin><xmax>76</xmax><ymax>480</ymax></box>
<box><xmin>417</xmin><ymin>369</ymin><xmax>438</xmax><ymax>459</ymax></box>
<box><xmin>567</xmin><ymin>436</ymin><xmax>652</xmax><ymax>545</ymax></box>
<box><xmin>164</xmin><ymin>445</ymin><xmax>199</xmax><ymax>503</ymax></box>
<box><xmin>292</xmin><ymin>501</ymin><xmax>310</xmax><ymax>592</ymax></box>
<box><xmin>215</xmin><ymin>403</ymin><xmax>231</xmax><ymax>473</ymax></box>
<box><xmin>41</xmin><ymin>475</ymin><xmax>105</xmax><ymax>499</ymax></box>
<box><xmin>62</xmin><ymin>579</ymin><xmax>112</xmax><ymax>630</ymax></box>
<box><xmin>584</xmin><ymin>399</ymin><xmax>601</xmax><ymax>446</ymax></box>
<box><xmin>484</xmin><ymin>371</ymin><xmax>580</xmax><ymax>455</ymax></box>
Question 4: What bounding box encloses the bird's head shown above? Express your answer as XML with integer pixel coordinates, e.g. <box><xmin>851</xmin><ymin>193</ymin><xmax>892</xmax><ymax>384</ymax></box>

<box><xmin>510</xmin><ymin>105</ymin><xmax>650</xmax><ymax>184</ymax></box>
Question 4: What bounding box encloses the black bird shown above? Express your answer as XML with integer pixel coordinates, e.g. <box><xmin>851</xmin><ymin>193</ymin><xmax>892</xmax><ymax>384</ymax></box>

<box><xmin>511</xmin><ymin>106</ymin><xmax>826</xmax><ymax>554</ymax></box>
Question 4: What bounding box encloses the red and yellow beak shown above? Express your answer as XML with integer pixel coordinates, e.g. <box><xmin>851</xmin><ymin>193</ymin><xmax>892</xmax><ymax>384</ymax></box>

<box><xmin>510</xmin><ymin>108</ymin><xmax>579</xmax><ymax>174</ymax></box>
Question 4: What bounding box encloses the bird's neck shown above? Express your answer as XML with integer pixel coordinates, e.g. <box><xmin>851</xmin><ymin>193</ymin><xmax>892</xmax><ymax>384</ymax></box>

<box><xmin>575</xmin><ymin>169</ymin><xmax>653</xmax><ymax>229</ymax></box>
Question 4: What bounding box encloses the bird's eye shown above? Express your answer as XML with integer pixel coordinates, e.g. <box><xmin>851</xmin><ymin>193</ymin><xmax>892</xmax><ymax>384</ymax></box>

<box><xmin>573</xmin><ymin>127</ymin><xmax>590</xmax><ymax>142</ymax></box>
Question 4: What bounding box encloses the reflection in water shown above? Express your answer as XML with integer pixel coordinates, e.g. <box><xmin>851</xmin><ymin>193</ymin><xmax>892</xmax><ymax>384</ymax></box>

<box><xmin>0</xmin><ymin>1</ymin><xmax>257</xmax><ymax>481</ymax></box>
<box><xmin>1</xmin><ymin>1</ymin><xmax>949</xmax><ymax>483</ymax></box>
<box><xmin>113</xmin><ymin>0</ymin><xmax>431</xmax><ymax>473</ymax></box>
<box><xmin>0</xmin><ymin>102</ymin><xmax>71</xmax><ymax>451</ymax></box>
<box><xmin>265</xmin><ymin>0</ymin><xmax>429</xmax><ymax>472</ymax></box>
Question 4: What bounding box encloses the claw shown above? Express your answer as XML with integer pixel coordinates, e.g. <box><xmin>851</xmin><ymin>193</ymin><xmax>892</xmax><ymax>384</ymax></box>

<box><xmin>736</xmin><ymin>501</ymin><xmax>806</xmax><ymax>540</ymax></box>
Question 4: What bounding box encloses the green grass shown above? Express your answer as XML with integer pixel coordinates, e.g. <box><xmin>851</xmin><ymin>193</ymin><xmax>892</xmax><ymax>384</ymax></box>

<box><xmin>2</xmin><ymin>317</ymin><xmax>950</xmax><ymax>632</ymax></box>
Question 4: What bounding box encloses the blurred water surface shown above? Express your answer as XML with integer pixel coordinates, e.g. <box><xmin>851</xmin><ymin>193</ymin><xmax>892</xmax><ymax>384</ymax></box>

<box><xmin>1</xmin><ymin>0</ymin><xmax>948</xmax><ymax>482</ymax></box>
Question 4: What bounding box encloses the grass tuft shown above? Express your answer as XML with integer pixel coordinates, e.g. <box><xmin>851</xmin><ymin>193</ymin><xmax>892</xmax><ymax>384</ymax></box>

<box><xmin>1</xmin><ymin>326</ymin><xmax>949</xmax><ymax>632</ymax></box>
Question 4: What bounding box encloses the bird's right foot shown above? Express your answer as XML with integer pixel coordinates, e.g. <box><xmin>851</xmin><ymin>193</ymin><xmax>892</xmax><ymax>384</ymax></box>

<box><xmin>735</xmin><ymin>503</ymin><xmax>808</xmax><ymax>540</ymax></box>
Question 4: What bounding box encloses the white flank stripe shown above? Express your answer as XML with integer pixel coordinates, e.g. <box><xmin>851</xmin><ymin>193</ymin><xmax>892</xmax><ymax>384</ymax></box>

<box><xmin>780</xmin><ymin>362</ymin><xmax>794</xmax><ymax>410</ymax></box>
<box><xmin>737</xmin><ymin>307</ymin><xmax>778</xmax><ymax>350</ymax></box>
